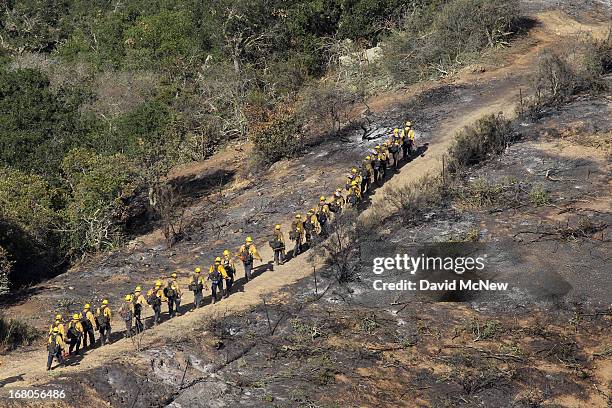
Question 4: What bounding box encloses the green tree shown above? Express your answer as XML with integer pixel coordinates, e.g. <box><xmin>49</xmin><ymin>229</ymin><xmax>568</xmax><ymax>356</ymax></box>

<box><xmin>60</xmin><ymin>148</ymin><xmax>138</xmax><ymax>255</ymax></box>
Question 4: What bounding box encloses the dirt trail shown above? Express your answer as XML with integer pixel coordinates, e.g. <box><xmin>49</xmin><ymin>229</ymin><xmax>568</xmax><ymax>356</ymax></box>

<box><xmin>0</xmin><ymin>9</ymin><xmax>608</xmax><ymax>390</ymax></box>
<box><xmin>360</xmin><ymin>10</ymin><xmax>610</xmax><ymax>223</ymax></box>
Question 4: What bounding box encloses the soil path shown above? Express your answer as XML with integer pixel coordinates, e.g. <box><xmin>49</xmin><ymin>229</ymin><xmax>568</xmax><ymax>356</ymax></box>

<box><xmin>0</xmin><ymin>10</ymin><xmax>608</xmax><ymax>389</ymax></box>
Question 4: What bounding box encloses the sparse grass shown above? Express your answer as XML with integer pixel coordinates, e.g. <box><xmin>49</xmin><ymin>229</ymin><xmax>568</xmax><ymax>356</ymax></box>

<box><xmin>529</xmin><ymin>185</ymin><xmax>550</xmax><ymax>206</ymax></box>
<box><xmin>290</xmin><ymin>318</ymin><xmax>324</xmax><ymax>342</ymax></box>
<box><xmin>469</xmin><ymin>319</ymin><xmax>504</xmax><ymax>341</ymax></box>
<box><xmin>383</xmin><ymin>172</ymin><xmax>446</xmax><ymax>221</ymax></box>
<box><xmin>359</xmin><ymin>317</ymin><xmax>380</xmax><ymax>335</ymax></box>
<box><xmin>447</xmin><ymin>228</ymin><xmax>481</xmax><ymax>242</ymax></box>
<box><xmin>0</xmin><ymin>315</ymin><xmax>40</xmax><ymax>350</ymax></box>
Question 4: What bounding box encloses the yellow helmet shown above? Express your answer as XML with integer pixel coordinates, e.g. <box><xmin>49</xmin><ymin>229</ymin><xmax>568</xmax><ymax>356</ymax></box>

<box><xmin>365</xmin><ymin>155</ymin><xmax>371</xmax><ymax>160</ymax></box>
<box><xmin>275</xmin><ymin>224</ymin><xmax>281</xmax><ymax>230</ymax></box>
<box><xmin>102</xmin><ymin>299</ymin><xmax>109</xmax><ymax>305</ymax></box>
<box><xmin>55</xmin><ymin>314</ymin><xmax>62</xmax><ymax>320</ymax></box>
<box><xmin>171</xmin><ymin>272</ymin><xmax>177</xmax><ymax>279</ymax></box>
<box><xmin>406</xmin><ymin>121</ymin><xmax>412</xmax><ymax>127</ymax></box>
<box><xmin>320</xmin><ymin>196</ymin><xmax>326</xmax><ymax>201</ymax></box>
<box><xmin>171</xmin><ymin>284</ymin><xmax>176</xmax><ymax>289</ymax></box>
<box><xmin>375</xmin><ymin>145</ymin><xmax>380</xmax><ymax>150</ymax></box>
<box><xmin>135</xmin><ymin>286</ymin><xmax>141</xmax><ymax>292</ymax></box>
<box><xmin>295</xmin><ymin>214</ymin><xmax>301</xmax><ymax>219</ymax></box>
<box><xmin>351</xmin><ymin>180</ymin><xmax>358</xmax><ymax>186</ymax></box>
<box><xmin>383</xmin><ymin>141</ymin><xmax>389</xmax><ymax>146</ymax></box>
<box><xmin>52</xmin><ymin>327</ymin><xmax>59</xmax><ymax>333</ymax></box>
<box><xmin>125</xmin><ymin>294</ymin><xmax>132</xmax><ymax>301</ymax></box>
<box><xmin>215</xmin><ymin>256</ymin><xmax>222</xmax><ymax>263</ymax></box>
<box><xmin>155</xmin><ymin>280</ymin><xmax>162</xmax><ymax>287</ymax></box>
<box><xmin>194</xmin><ymin>267</ymin><xmax>201</xmax><ymax>273</ymax></box>
<box><xmin>223</xmin><ymin>249</ymin><xmax>230</xmax><ymax>256</ymax></box>
<box><xmin>336</xmin><ymin>187</ymin><xmax>342</xmax><ymax>192</ymax></box>
<box><xmin>393</xmin><ymin>128</ymin><xmax>399</xmax><ymax>134</ymax></box>
<box><xmin>72</xmin><ymin>313</ymin><xmax>80</xmax><ymax>320</ymax></box>
<box><xmin>245</xmin><ymin>236</ymin><xmax>253</xmax><ymax>243</ymax></box>
<box><xmin>84</xmin><ymin>304</ymin><xmax>90</xmax><ymax>310</ymax></box>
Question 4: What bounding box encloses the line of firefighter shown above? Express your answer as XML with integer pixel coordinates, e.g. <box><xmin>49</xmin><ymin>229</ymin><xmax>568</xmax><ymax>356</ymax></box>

<box><xmin>46</xmin><ymin>122</ymin><xmax>416</xmax><ymax>370</ymax></box>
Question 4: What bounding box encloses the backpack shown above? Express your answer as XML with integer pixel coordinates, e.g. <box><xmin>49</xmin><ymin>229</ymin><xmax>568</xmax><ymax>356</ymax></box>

<box><xmin>389</xmin><ymin>144</ymin><xmax>399</xmax><ymax>154</ymax></box>
<box><xmin>147</xmin><ymin>291</ymin><xmax>159</xmax><ymax>306</ymax></box>
<box><xmin>329</xmin><ymin>202</ymin><xmax>339</xmax><ymax>213</ymax></box>
<box><xmin>223</xmin><ymin>262</ymin><xmax>235</xmax><ymax>277</ymax></box>
<box><xmin>67</xmin><ymin>325</ymin><xmax>80</xmax><ymax>340</ymax></box>
<box><xmin>373</xmin><ymin>159</ymin><xmax>381</xmax><ymax>169</ymax></box>
<box><xmin>303</xmin><ymin>220</ymin><xmax>314</xmax><ymax>232</ymax></box>
<box><xmin>209</xmin><ymin>266</ymin><xmax>221</xmax><ymax>283</ymax></box>
<box><xmin>165</xmin><ymin>286</ymin><xmax>176</xmax><ymax>299</ymax></box>
<box><xmin>47</xmin><ymin>334</ymin><xmax>59</xmax><ymax>353</ymax></box>
<box><xmin>317</xmin><ymin>212</ymin><xmax>327</xmax><ymax>225</ymax></box>
<box><xmin>242</xmin><ymin>245</ymin><xmax>254</xmax><ymax>264</ymax></box>
<box><xmin>133</xmin><ymin>302</ymin><xmax>142</xmax><ymax>315</ymax></box>
<box><xmin>80</xmin><ymin>314</ymin><xmax>93</xmax><ymax>331</ymax></box>
<box><xmin>348</xmin><ymin>194</ymin><xmax>358</xmax><ymax>205</ymax></box>
<box><xmin>96</xmin><ymin>308</ymin><xmax>109</xmax><ymax>328</ymax></box>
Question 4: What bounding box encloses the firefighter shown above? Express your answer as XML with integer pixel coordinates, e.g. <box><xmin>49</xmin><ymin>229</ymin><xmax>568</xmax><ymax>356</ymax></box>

<box><xmin>372</xmin><ymin>147</ymin><xmax>382</xmax><ymax>184</ymax></box>
<box><xmin>81</xmin><ymin>304</ymin><xmax>96</xmax><ymax>348</ymax></box>
<box><xmin>270</xmin><ymin>224</ymin><xmax>285</xmax><ymax>266</ymax></box>
<box><xmin>48</xmin><ymin>314</ymin><xmax>66</xmax><ymax>340</ymax></box>
<box><xmin>67</xmin><ymin>314</ymin><xmax>83</xmax><ymax>355</ymax></box>
<box><xmin>403</xmin><ymin>121</ymin><xmax>414</xmax><ymax>159</ymax></box>
<box><xmin>119</xmin><ymin>294</ymin><xmax>134</xmax><ymax>338</ymax></box>
<box><xmin>389</xmin><ymin>138</ymin><xmax>401</xmax><ymax>171</ymax></box>
<box><xmin>361</xmin><ymin>157</ymin><xmax>373</xmax><ymax>194</ymax></box>
<box><xmin>316</xmin><ymin>196</ymin><xmax>330</xmax><ymax>236</ymax></box>
<box><xmin>132</xmin><ymin>287</ymin><xmax>146</xmax><ymax>333</ymax></box>
<box><xmin>147</xmin><ymin>281</ymin><xmax>165</xmax><ymax>326</ymax></box>
<box><xmin>221</xmin><ymin>250</ymin><xmax>236</xmax><ymax>297</ymax></box>
<box><xmin>47</xmin><ymin>327</ymin><xmax>65</xmax><ymax>370</ymax></box>
<box><xmin>237</xmin><ymin>236</ymin><xmax>262</xmax><ymax>282</ymax></box>
<box><xmin>290</xmin><ymin>214</ymin><xmax>305</xmax><ymax>256</ymax></box>
<box><xmin>95</xmin><ymin>299</ymin><xmax>112</xmax><ymax>346</ymax></box>
<box><xmin>189</xmin><ymin>268</ymin><xmax>206</xmax><ymax>308</ymax></box>
<box><xmin>166</xmin><ymin>273</ymin><xmax>182</xmax><ymax>317</ymax></box>
<box><xmin>208</xmin><ymin>257</ymin><xmax>229</xmax><ymax>304</ymax></box>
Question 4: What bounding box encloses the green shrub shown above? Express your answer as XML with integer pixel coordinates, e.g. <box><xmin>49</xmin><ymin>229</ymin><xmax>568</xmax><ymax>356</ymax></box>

<box><xmin>529</xmin><ymin>185</ymin><xmax>550</xmax><ymax>207</ymax></box>
<box><xmin>251</xmin><ymin>109</ymin><xmax>303</xmax><ymax>165</ymax></box>
<box><xmin>383</xmin><ymin>0</ymin><xmax>520</xmax><ymax>83</ymax></box>
<box><xmin>447</xmin><ymin>114</ymin><xmax>514</xmax><ymax>174</ymax></box>
<box><xmin>60</xmin><ymin>148</ymin><xmax>139</xmax><ymax>255</ymax></box>
<box><xmin>0</xmin><ymin>315</ymin><xmax>40</xmax><ymax>351</ymax></box>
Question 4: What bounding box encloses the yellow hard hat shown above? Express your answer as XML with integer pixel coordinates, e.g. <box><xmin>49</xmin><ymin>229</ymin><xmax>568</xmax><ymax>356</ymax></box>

<box><xmin>295</xmin><ymin>214</ymin><xmax>301</xmax><ymax>219</ymax></box>
<box><xmin>135</xmin><ymin>286</ymin><xmax>141</xmax><ymax>292</ymax></box>
<box><xmin>383</xmin><ymin>141</ymin><xmax>389</xmax><ymax>146</ymax></box>
<box><xmin>246</xmin><ymin>236</ymin><xmax>253</xmax><ymax>243</ymax></box>
<box><xmin>320</xmin><ymin>196</ymin><xmax>326</xmax><ymax>201</ymax></box>
<box><xmin>275</xmin><ymin>224</ymin><xmax>281</xmax><ymax>230</ymax></box>
<box><xmin>171</xmin><ymin>273</ymin><xmax>177</xmax><ymax>278</ymax></box>
<box><xmin>406</xmin><ymin>121</ymin><xmax>412</xmax><ymax>127</ymax></box>
<box><xmin>351</xmin><ymin>168</ymin><xmax>358</xmax><ymax>174</ymax></box>
<box><xmin>84</xmin><ymin>304</ymin><xmax>90</xmax><ymax>310</ymax></box>
<box><xmin>155</xmin><ymin>280</ymin><xmax>162</xmax><ymax>287</ymax></box>
<box><xmin>215</xmin><ymin>256</ymin><xmax>222</xmax><ymax>263</ymax></box>
<box><xmin>102</xmin><ymin>299</ymin><xmax>109</xmax><ymax>305</ymax></box>
<box><xmin>365</xmin><ymin>155</ymin><xmax>371</xmax><ymax>160</ymax></box>
<box><xmin>55</xmin><ymin>314</ymin><xmax>62</xmax><ymax>320</ymax></box>
<box><xmin>194</xmin><ymin>267</ymin><xmax>201</xmax><ymax>273</ymax></box>
<box><xmin>72</xmin><ymin>313</ymin><xmax>80</xmax><ymax>320</ymax></box>
<box><xmin>52</xmin><ymin>327</ymin><xmax>59</xmax><ymax>333</ymax></box>
<box><xmin>351</xmin><ymin>180</ymin><xmax>358</xmax><ymax>186</ymax></box>
<box><xmin>171</xmin><ymin>284</ymin><xmax>176</xmax><ymax>289</ymax></box>
<box><xmin>375</xmin><ymin>145</ymin><xmax>380</xmax><ymax>150</ymax></box>
<box><xmin>393</xmin><ymin>128</ymin><xmax>399</xmax><ymax>133</ymax></box>
<box><xmin>223</xmin><ymin>249</ymin><xmax>230</xmax><ymax>256</ymax></box>
<box><xmin>124</xmin><ymin>294</ymin><xmax>132</xmax><ymax>301</ymax></box>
